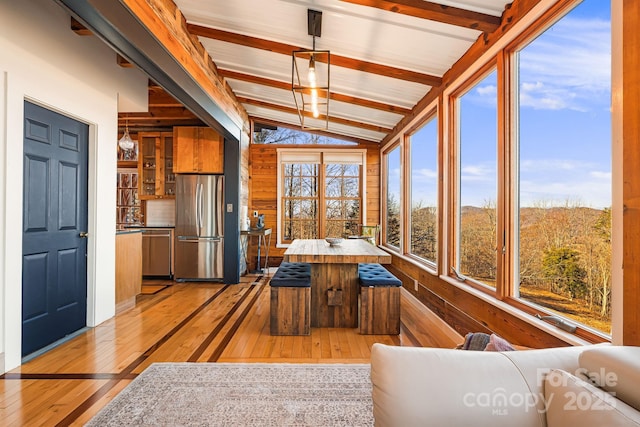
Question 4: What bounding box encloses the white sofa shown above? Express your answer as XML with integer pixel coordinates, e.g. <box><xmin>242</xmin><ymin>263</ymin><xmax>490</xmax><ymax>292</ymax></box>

<box><xmin>370</xmin><ymin>343</ymin><xmax>640</xmax><ymax>427</ymax></box>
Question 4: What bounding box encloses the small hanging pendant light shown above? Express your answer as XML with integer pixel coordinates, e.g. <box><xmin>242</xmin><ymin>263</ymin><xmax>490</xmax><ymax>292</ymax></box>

<box><xmin>118</xmin><ymin>118</ymin><xmax>135</xmax><ymax>151</ymax></box>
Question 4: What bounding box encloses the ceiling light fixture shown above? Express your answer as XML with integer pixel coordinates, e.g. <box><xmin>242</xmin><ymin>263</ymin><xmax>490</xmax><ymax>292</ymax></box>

<box><xmin>118</xmin><ymin>118</ymin><xmax>135</xmax><ymax>151</ymax></box>
<box><xmin>292</xmin><ymin>9</ymin><xmax>330</xmax><ymax>130</ymax></box>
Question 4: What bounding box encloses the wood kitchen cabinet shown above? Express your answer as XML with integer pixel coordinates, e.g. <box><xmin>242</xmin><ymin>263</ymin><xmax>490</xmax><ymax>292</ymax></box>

<box><xmin>138</xmin><ymin>132</ymin><xmax>175</xmax><ymax>199</ymax></box>
<box><xmin>115</xmin><ymin>230</ymin><xmax>142</xmax><ymax>313</ymax></box>
<box><xmin>173</xmin><ymin>126</ymin><xmax>224</xmax><ymax>173</ymax></box>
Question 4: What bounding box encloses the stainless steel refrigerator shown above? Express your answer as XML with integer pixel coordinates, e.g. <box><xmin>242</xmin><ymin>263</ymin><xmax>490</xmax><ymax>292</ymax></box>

<box><xmin>175</xmin><ymin>175</ymin><xmax>224</xmax><ymax>280</ymax></box>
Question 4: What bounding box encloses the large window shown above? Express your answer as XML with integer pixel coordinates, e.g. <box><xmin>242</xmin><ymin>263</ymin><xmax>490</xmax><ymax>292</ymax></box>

<box><xmin>374</xmin><ymin>0</ymin><xmax>612</xmax><ymax>340</ymax></box>
<box><xmin>325</xmin><ymin>164</ymin><xmax>361</xmax><ymax>237</ymax></box>
<box><xmin>454</xmin><ymin>69</ymin><xmax>498</xmax><ymax>288</ymax></box>
<box><xmin>278</xmin><ymin>149</ymin><xmax>365</xmax><ymax>245</ymax></box>
<box><xmin>514</xmin><ymin>0</ymin><xmax>611</xmax><ymax>333</ymax></box>
<box><xmin>409</xmin><ymin>114</ymin><xmax>438</xmax><ymax>264</ymax></box>
<box><xmin>282</xmin><ymin>163</ymin><xmax>319</xmax><ymax>241</ymax></box>
<box><xmin>385</xmin><ymin>146</ymin><xmax>401</xmax><ymax>248</ymax></box>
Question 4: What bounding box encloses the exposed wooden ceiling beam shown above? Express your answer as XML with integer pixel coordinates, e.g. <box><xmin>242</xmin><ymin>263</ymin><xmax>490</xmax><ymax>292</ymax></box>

<box><xmin>117</xmin><ymin>54</ymin><xmax>134</xmax><ymax>68</ymax></box>
<box><xmin>218</xmin><ymin>69</ymin><xmax>412</xmax><ymax>116</ymax></box>
<box><xmin>121</xmin><ymin>106</ymin><xmax>198</xmax><ymax>120</ymax></box>
<box><xmin>250</xmin><ymin>117</ymin><xmax>379</xmax><ymax>146</ymax></box>
<box><xmin>148</xmin><ymin>86</ymin><xmax>184</xmax><ymax>108</ymax></box>
<box><xmin>380</xmin><ymin>0</ymin><xmax>535</xmax><ymax>147</ymax></box>
<box><xmin>118</xmin><ymin>104</ymin><xmax>205</xmax><ymax>129</ymax></box>
<box><xmin>119</xmin><ymin>117</ymin><xmax>204</xmax><ymax>128</ymax></box>
<box><xmin>70</xmin><ymin>18</ymin><xmax>137</xmax><ymax>69</ymax></box>
<box><xmin>237</xmin><ymin>97</ymin><xmax>392</xmax><ymax>134</ymax></box>
<box><xmin>70</xmin><ymin>17</ymin><xmax>92</xmax><ymax>35</ymax></box>
<box><xmin>187</xmin><ymin>24</ymin><xmax>442</xmax><ymax>87</ymax></box>
<box><xmin>340</xmin><ymin>0</ymin><xmax>501</xmax><ymax>33</ymax></box>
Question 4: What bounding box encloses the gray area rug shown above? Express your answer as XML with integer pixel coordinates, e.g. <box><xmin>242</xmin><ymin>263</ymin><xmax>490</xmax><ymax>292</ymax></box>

<box><xmin>86</xmin><ymin>363</ymin><xmax>373</xmax><ymax>426</ymax></box>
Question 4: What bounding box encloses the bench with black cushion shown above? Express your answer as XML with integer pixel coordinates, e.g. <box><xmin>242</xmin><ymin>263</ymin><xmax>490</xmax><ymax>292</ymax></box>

<box><xmin>269</xmin><ymin>262</ymin><xmax>311</xmax><ymax>287</ymax></box>
<box><xmin>358</xmin><ymin>263</ymin><xmax>401</xmax><ymax>335</ymax></box>
<box><xmin>269</xmin><ymin>262</ymin><xmax>311</xmax><ymax>336</ymax></box>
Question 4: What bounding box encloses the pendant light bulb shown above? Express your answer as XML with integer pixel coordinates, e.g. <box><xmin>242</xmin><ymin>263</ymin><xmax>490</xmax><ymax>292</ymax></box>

<box><xmin>118</xmin><ymin>119</ymin><xmax>135</xmax><ymax>151</ymax></box>
<box><xmin>311</xmin><ymin>88</ymin><xmax>319</xmax><ymax>118</ymax></box>
<box><xmin>308</xmin><ymin>55</ymin><xmax>316</xmax><ymax>87</ymax></box>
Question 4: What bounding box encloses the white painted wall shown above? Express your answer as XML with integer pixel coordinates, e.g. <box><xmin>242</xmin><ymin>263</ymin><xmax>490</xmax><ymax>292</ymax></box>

<box><xmin>0</xmin><ymin>0</ymin><xmax>148</xmax><ymax>372</ymax></box>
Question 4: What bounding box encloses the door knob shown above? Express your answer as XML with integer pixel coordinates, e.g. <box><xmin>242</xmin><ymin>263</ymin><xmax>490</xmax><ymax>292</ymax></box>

<box><xmin>79</xmin><ymin>231</ymin><xmax>88</xmax><ymax>238</ymax></box>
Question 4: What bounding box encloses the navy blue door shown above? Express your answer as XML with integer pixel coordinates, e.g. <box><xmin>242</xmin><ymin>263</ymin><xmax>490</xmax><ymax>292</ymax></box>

<box><xmin>22</xmin><ymin>101</ymin><xmax>88</xmax><ymax>357</ymax></box>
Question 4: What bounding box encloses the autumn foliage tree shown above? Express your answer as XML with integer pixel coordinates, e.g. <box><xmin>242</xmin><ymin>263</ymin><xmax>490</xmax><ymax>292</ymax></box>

<box><xmin>541</xmin><ymin>247</ymin><xmax>586</xmax><ymax>299</ymax></box>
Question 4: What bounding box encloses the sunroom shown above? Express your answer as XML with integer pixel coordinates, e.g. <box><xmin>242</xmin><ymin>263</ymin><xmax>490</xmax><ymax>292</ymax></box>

<box><xmin>94</xmin><ymin>0</ymin><xmax>630</xmax><ymax>348</ymax></box>
<box><xmin>2</xmin><ymin>0</ymin><xmax>635</xmax><ymax>362</ymax></box>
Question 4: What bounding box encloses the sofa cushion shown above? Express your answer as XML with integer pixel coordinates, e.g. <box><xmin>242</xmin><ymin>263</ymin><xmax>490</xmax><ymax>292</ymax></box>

<box><xmin>269</xmin><ymin>262</ymin><xmax>311</xmax><ymax>287</ymax></box>
<box><xmin>544</xmin><ymin>369</ymin><xmax>640</xmax><ymax>427</ymax></box>
<box><xmin>358</xmin><ymin>263</ymin><xmax>402</xmax><ymax>287</ymax></box>
<box><xmin>370</xmin><ymin>343</ymin><xmax>545</xmax><ymax>427</ymax></box>
<box><xmin>579</xmin><ymin>346</ymin><xmax>640</xmax><ymax>412</ymax></box>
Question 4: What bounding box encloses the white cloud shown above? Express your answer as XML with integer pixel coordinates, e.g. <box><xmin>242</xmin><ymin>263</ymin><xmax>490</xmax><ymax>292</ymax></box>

<box><xmin>519</xmin><ymin>178</ymin><xmax>610</xmax><ymax>209</ymax></box>
<box><xmin>519</xmin><ymin>160</ymin><xmax>611</xmax><ymax>208</ymax></box>
<box><xmin>518</xmin><ymin>15</ymin><xmax>610</xmax><ymax>111</ymax></box>
<box><xmin>461</xmin><ymin>164</ymin><xmax>495</xmax><ymax>182</ymax></box>
<box><xmin>520</xmin><ymin>158</ymin><xmax>588</xmax><ymax>172</ymax></box>
<box><xmin>590</xmin><ymin>170</ymin><xmax>611</xmax><ymax>180</ymax></box>
<box><xmin>411</xmin><ymin>168</ymin><xmax>437</xmax><ymax>180</ymax></box>
<box><xmin>519</xmin><ymin>81</ymin><xmax>575</xmax><ymax>110</ymax></box>
<box><xmin>476</xmin><ymin>84</ymin><xmax>497</xmax><ymax>97</ymax></box>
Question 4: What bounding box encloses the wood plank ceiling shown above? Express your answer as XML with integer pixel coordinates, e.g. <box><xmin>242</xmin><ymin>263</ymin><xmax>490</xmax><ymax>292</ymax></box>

<box><xmin>121</xmin><ymin>0</ymin><xmax>511</xmax><ymax>143</ymax></box>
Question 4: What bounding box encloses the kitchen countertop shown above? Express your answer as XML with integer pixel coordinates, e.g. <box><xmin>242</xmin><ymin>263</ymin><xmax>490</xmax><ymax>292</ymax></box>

<box><xmin>123</xmin><ymin>225</ymin><xmax>175</xmax><ymax>229</ymax></box>
<box><xmin>116</xmin><ymin>229</ymin><xmax>142</xmax><ymax>235</ymax></box>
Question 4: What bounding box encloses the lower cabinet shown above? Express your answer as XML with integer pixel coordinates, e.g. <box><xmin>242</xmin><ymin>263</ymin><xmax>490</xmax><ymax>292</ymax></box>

<box><xmin>141</xmin><ymin>228</ymin><xmax>173</xmax><ymax>277</ymax></box>
<box><xmin>115</xmin><ymin>231</ymin><xmax>142</xmax><ymax>313</ymax></box>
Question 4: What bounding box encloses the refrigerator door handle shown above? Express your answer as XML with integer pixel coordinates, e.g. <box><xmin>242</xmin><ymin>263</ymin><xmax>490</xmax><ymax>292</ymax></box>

<box><xmin>194</xmin><ymin>181</ymin><xmax>201</xmax><ymax>236</ymax></box>
<box><xmin>198</xmin><ymin>183</ymin><xmax>204</xmax><ymax>234</ymax></box>
<box><xmin>178</xmin><ymin>236</ymin><xmax>221</xmax><ymax>243</ymax></box>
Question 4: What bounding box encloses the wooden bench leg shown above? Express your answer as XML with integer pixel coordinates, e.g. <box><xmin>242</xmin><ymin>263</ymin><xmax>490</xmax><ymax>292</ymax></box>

<box><xmin>360</xmin><ymin>286</ymin><xmax>400</xmax><ymax>335</ymax></box>
<box><xmin>270</xmin><ymin>287</ymin><xmax>311</xmax><ymax>335</ymax></box>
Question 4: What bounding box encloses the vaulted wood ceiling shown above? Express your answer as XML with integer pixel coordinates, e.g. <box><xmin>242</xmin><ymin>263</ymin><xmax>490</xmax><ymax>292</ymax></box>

<box><xmin>115</xmin><ymin>0</ymin><xmax>512</xmax><ymax>143</ymax></box>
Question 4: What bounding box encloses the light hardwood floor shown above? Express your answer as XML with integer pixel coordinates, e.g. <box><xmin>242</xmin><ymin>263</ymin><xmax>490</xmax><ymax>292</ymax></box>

<box><xmin>0</xmin><ymin>274</ymin><xmax>461</xmax><ymax>426</ymax></box>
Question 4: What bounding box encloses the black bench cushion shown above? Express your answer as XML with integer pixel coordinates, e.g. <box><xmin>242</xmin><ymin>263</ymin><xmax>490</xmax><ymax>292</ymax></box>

<box><xmin>358</xmin><ymin>263</ymin><xmax>402</xmax><ymax>287</ymax></box>
<box><xmin>270</xmin><ymin>262</ymin><xmax>312</xmax><ymax>287</ymax></box>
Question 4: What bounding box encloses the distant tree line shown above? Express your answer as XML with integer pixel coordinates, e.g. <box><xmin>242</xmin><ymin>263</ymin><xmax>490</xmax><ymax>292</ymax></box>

<box><xmin>387</xmin><ymin>197</ymin><xmax>612</xmax><ymax>329</ymax></box>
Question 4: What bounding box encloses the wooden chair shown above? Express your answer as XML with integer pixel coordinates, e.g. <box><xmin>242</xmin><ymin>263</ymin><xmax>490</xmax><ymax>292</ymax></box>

<box><xmin>348</xmin><ymin>224</ymin><xmax>380</xmax><ymax>245</ymax></box>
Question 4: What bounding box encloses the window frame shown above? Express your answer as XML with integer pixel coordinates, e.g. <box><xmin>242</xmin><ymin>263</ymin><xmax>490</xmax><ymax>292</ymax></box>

<box><xmin>501</xmin><ymin>0</ymin><xmax>612</xmax><ymax>340</ymax></box>
<box><xmin>276</xmin><ymin>148</ymin><xmax>367</xmax><ymax>247</ymax></box>
<box><xmin>280</xmin><ymin>162</ymin><xmax>320</xmax><ymax>242</ymax></box>
<box><xmin>447</xmin><ymin>60</ymin><xmax>502</xmax><ymax>295</ymax></box>
<box><xmin>382</xmin><ymin>142</ymin><xmax>402</xmax><ymax>251</ymax></box>
<box><xmin>439</xmin><ymin>0</ymin><xmax>615</xmax><ymax>343</ymax></box>
<box><xmin>406</xmin><ymin>108</ymin><xmax>440</xmax><ymax>269</ymax></box>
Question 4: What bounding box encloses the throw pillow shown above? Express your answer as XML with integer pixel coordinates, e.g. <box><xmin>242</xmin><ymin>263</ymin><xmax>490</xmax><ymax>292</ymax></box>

<box><xmin>484</xmin><ymin>334</ymin><xmax>515</xmax><ymax>352</ymax></box>
<box><xmin>460</xmin><ymin>332</ymin><xmax>491</xmax><ymax>351</ymax></box>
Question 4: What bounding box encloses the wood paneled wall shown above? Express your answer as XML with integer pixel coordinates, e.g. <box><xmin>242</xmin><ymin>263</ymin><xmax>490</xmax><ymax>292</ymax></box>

<box><xmin>622</xmin><ymin>0</ymin><xmax>640</xmax><ymax>346</ymax></box>
<box><xmin>247</xmin><ymin>144</ymin><xmax>380</xmax><ymax>269</ymax></box>
<box><xmin>386</xmin><ymin>259</ymin><xmax>569</xmax><ymax>348</ymax></box>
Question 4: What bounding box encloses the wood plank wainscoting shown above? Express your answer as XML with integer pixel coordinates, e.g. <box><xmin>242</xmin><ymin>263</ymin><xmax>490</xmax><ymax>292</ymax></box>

<box><xmin>0</xmin><ymin>277</ymin><xmax>460</xmax><ymax>426</ymax></box>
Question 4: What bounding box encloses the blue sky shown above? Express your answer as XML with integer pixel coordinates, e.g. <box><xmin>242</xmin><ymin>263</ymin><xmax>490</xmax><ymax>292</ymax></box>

<box><xmin>406</xmin><ymin>0</ymin><xmax>611</xmax><ymax>210</ymax></box>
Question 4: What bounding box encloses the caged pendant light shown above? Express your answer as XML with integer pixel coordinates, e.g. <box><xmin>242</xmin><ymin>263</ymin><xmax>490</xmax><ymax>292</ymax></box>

<box><xmin>292</xmin><ymin>9</ymin><xmax>330</xmax><ymax>130</ymax></box>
